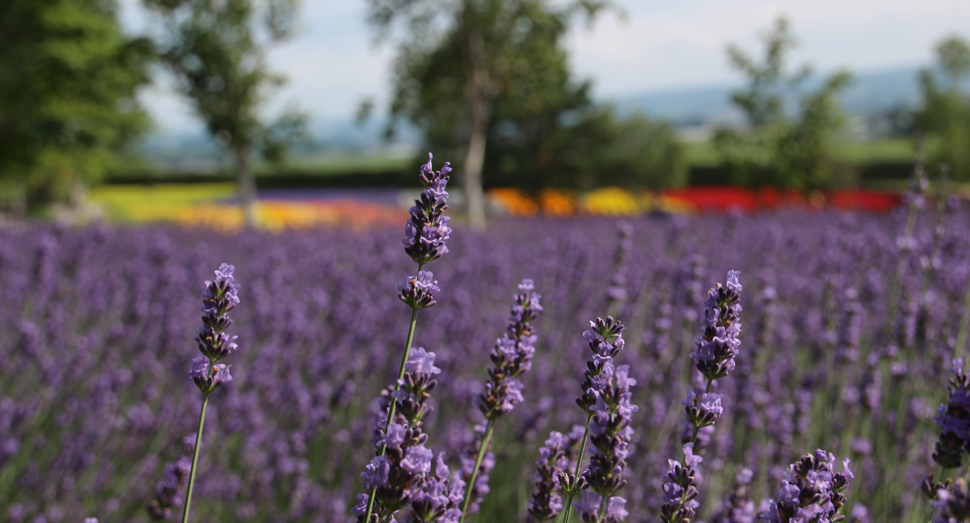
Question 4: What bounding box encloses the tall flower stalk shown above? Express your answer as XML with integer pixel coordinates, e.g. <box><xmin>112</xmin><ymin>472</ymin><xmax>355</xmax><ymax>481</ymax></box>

<box><xmin>459</xmin><ymin>279</ymin><xmax>542</xmax><ymax>521</ymax></box>
<box><xmin>922</xmin><ymin>358</ymin><xmax>970</xmax><ymax>519</ymax></box>
<box><xmin>359</xmin><ymin>153</ymin><xmax>452</xmax><ymax>523</ymax></box>
<box><xmin>560</xmin><ymin>317</ymin><xmax>627</xmax><ymax>523</ymax></box>
<box><xmin>686</xmin><ymin>271</ymin><xmax>743</xmax><ymax>445</ymax></box>
<box><xmin>182</xmin><ymin>263</ymin><xmax>241</xmax><ymax>523</ymax></box>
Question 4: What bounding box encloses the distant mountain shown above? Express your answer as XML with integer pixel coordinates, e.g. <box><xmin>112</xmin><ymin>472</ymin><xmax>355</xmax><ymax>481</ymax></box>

<box><xmin>611</xmin><ymin>65</ymin><xmax>924</xmax><ymax>126</ymax></box>
<box><xmin>133</xmin><ymin>64</ymin><xmax>938</xmax><ymax>172</ymax></box>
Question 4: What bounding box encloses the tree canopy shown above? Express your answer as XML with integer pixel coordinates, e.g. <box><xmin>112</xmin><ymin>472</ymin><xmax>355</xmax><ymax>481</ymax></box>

<box><xmin>714</xmin><ymin>17</ymin><xmax>852</xmax><ymax>190</ymax></box>
<box><xmin>914</xmin><ymin>35</ymin><xmax>970</xmax><ymax>180</ymax></box>
<box><xmin>371</xmin><ymin>0</ymin><xmax>683</xmax><ymax>222</ymax></box>
<box><xmin>144</xmin><ymin>0</ymin><xmax>306</xmax><ymax>226</ymax></box>
<box><xmin>0</xmin><ymin>0</ymin><xmax>151</xmax><ymax>212</ymax></box>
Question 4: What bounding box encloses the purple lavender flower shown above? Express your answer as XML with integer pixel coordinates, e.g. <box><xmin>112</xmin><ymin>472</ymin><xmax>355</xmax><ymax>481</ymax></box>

<box><xmin>403</xmin><ymin>153</ymin><xmax>452</xmax><ymax>266</ymax></box>
<box><xmin>685</xmin><ymin>271</ymin><xmax>742</xmax><ymax>445</ymax></box>
<box><xmin>407</xmin><ymin>453</ymin><xmax>465</xmax><ymax>523</ymax></box>
<box><xmin>458</xmin><ymin>280</ymin><xmax>542</xmax><ymax>517</ymax></box>
<box><xmin>577</xmin><ymin>317</ymin><xmax>626</xmax><ymax>414</ymax></box>
<box><xmin>932</xmin><ymin>359</ymin><xmax>970</xmax><ymax>470</ymax></box>
<box><xmin>682</xmin><ymin>390</ymin><xmax>724</xmax><ymax>429</ymax></box>
<box><xmin>933</xmin><ymin>478</ymin><xmax>970</xmax><ymax>523</ymax></box>
<box><xmin>357</xmin><ymin>349</ymin><xmax>446</xmax><ymax>522</ymax></box>
<box><xmin>690</xmin><ymin>271</ymin><xmax>743</xmax><ymax>382</ymax></box>
<box><xmin>398</xmin><ymin>271</ymin><xmax>441</xmax><ymax>310</ymax></box>
<box><xmin>580</xmin><ymin>362</ymin><xmax>637</xmax><ymax>522</ymax></box>
<box><xmin>194</xmin><ymin>263</ymin><xmax>240</xmax><ymax>364</ymax></box>
<box><xmin>528</xmin><ymin>426</ymin><xmax>586</xmax><ymax>522</ymax></box>
<box><xmin>660</xmin><ymin>443</ymin><xmax>703</xmax><ymax>523</ymax></box>
<box><xmin>758</xmin><ymin>450</ymin><xmax>853</xmax><ymax>523</ymax></box>
<box><xmin>147</xmin><ymin>456</ymin><xmax>191</xmax><ymax>520</ymax></box>
<box><xmin>477</xmin><ymin>279</ymin><xmax>542</xmax><ymax>420</ymax></box>
<box><xmin>709</xmin><ymin>468</ymin><xmax>757</xmax><ymax>523</ymax></box>
<box><xmin>189</xmin><ymin>357</ymin><xmax>232</xmax><ymax>393</ymax></box>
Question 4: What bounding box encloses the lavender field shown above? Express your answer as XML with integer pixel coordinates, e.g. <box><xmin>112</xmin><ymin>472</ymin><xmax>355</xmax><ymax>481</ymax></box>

<box><xmin>1</xmin><ymin>186</ymin><xmax>968</xmax><ymax>522</ymax></box>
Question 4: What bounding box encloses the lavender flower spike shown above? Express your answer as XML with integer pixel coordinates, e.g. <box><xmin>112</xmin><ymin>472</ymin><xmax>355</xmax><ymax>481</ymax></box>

<box><xmin>578</xmin><ymin>362</ymin><xmax>638</xmax><ymax>522</ymax></box>
<box><xmin>181</xmin><ymin>264</ymin><xmax>242</xmax><ymax>523</ymax></box>
<box><xmin>148</xmin><ymin>456</ymin><xmax>191</xmax><ymax>520</ymax></box>
<box><xmin>686</xmin><ymin>271</ymin><xmax>742</xmax><ymax>445</ymax></box>
<box><xmin>460</xmin><ymin>280</ymin><xmax>542</xmax><ymax>520</ymax></box>
<box><xmin>660</xmin><ymin>443</ymin><xmax>703</xmax><ymax>523</ymax></box>
<box><xmin>560</xmin><ymin>317</ymin><xmax>627</xmax><ymax>523</ymax></box>
<box><xmin>361</xmin><ymin>154</ymin><xmax>454</xmax><ymax>523</ymax></box>
<box><xmin>356</xmin><ymin>349</ymin><xmax>453</xmax><ymax>522</ymax></box>
<box><xmin>758</xmin><ymin>450</ymin><xmax>853</xmax><ymax>523</ymax></box>
<box><xmin>527</xmin><ymin>427</ymin><xmax>586</xmax><ymax>522</ymax></box>
<box><xmin>398</xmin><ymin>271</ymin><xmax>441</xmax><ymax>310</ymax></box>
<box><xmin>404</xmin><ymin>153</ymin><xmax>452</xmax><ymax>267</ymax></box>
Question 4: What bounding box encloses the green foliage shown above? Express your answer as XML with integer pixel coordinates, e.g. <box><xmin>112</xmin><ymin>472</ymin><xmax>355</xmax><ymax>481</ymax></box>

<box><xmin>715</xmin><ymin>17</ymin><xmax>852</xmax><ymax>190</ymax></box>
<box><xmin>914</xmin><ymin>35</ymin><xmax>970</xmax><ymax>181</ymax></box>
<box><xmin>144</xmin><ymin>0</ymin><xmax>304</xmax><ymax>155</ymax></box>
<box><xmin>486</xmin><ymin>107</ymin><xmax>685</xmax><ymax>191</ymax></box>
<box><xmin>373</xmin><ymin>0</ymin><xmax>682</xmax><ymax>192</ymax></box>
<box><xmin>0</xmin><ymin>0</ymin><xmax>151</xmax><ymax>210</ymax></box>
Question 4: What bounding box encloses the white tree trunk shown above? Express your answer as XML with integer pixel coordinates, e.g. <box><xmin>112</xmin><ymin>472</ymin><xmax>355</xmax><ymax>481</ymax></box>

<box><xmin>463</xmin><ymin>29</ymin><xmax>488</xmax><ymax>230</ymax></box>
<box><xmin>234</xmin><ymin>146</ymin><xmax>257</xmax><ymax>228</ymax></box>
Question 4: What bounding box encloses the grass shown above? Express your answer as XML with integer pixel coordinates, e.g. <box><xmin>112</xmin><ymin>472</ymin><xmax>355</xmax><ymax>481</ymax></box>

<box><xmin>683</xmin><ymin>136</ymin><xmax>929</xmax><ymax>167</ymax></box>
<box><xmin>89</xmin><ymin>183</ymin><xmax>236</xmax><ymax>222</ymax></box>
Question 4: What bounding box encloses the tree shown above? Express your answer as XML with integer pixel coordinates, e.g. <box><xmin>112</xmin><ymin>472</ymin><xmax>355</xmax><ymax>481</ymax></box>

<box><xmin>0</xmin><ymin>0</ymin><xmax>151</xmax><ymax>214</ymax></box>
<box><xmin>369</xmin><ymin>0</ymin><xmax>609</xmax><ymax>229</ymax></box>
<box><xmin>914</xmin><ymin>35</ymin><xmax>970</xmax><ymax>180</ymax></box>
<box><xmin>714</xmin><ymin>17</ymin><xmax>852</xmax><ymax>190</ymax></box>
<box><xmin>144</xmin><ymin>0</ymin><xmax>306</xmax><ymax>227</ymax></box>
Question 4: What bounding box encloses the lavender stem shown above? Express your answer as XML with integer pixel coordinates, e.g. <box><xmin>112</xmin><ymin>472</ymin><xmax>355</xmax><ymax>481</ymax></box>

<box><xmin>362</xmin><ymin>305</ymin><xmax>421</xmax><ymax>523</ymax></box>
<box><xmin>460</xmin><ymin>420</ymin><xmax>495</xmax><ymax>522</ymax></box>
<box><xmin>956</xmin><ymin>277</ymin><xmax>970</xmax><ymax>359</ymax></box>
<box><xmin>927</xmin><ymin>465</ymin><xmax>946</xmax><ymax>523</ymax></box>
<box><xmin>561</xmin><ymin>413</ymin><xmax>592</xmax><ymax>523</ymax></box>
<box><xmin>180</xmin><ymin>391</ymin><xmax>210</xmax><ymax>523</ymax></box>
<box><xmin>689</xmin><ymin>377</ymin><xmax>715</xmax><ymax>445</ymax></box>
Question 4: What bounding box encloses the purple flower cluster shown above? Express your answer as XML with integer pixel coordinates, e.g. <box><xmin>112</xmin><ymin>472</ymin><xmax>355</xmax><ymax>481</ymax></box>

<box><xmin>760</xmin><ymin>450</ymin><xmax>853</xmax><ymax>523</ymax></box>
<box><xmin>147</xmin><ymin>456</ymin><xmax>191</xmax><ymax>520</ymax></box>
<box><xmin>398</xmin><ymin>271</ymin><xmax>441</xmax><ymax>310</ymax></box>
<box><xmin>460</xmin><ymin>279</ymin><xmax>542</xmax><ymax>515</ymax></box>
<box><xmin>403</xmin><ymin>153</ymin><xmax>452</xmax><ymax>267</ymax></box>
<box><xmin>690</xmin><ymin>270</ymin><xmax>743</xmax><ymax>382</ymax></box>
<box><xmin>932</xmin><ymin>478</ymin><xmax>970</xmax><ymax>523</ymax></box>
<box><xmin>356</xmin><ymin>349</ymin><xmax>464</xmax><ymax>522</ymax></box>
<box><xmin>478</xmin><ymin>279</ymin><xmax>542</xmax><ymax>420</ymax></box>
<box><xmin>190</xmin><ymin>263</ymin><xmax>240</xmax><ymax>393</ymax></box>
<box><xmin>709</xmin><ymin>468</ymin><xmax>757</xmax><ymax>523</ymax></box>
<box><xmin>660</xmin><ymin>443</ymin><xmax>704</xmax><ymax>523</ymax></box>
<box><xmin>576</xmin><ymin>317</ymin><xmax>627</xmax><ymax>415</ymax></box>
<box><xmin>577</xmin><ymin>362</ymin><xmax>638</xmax><ymax>523</ymax></box>
<box><xmin>931</xmin><ymin>359</ymin><xmax>970</xmax><ymax>470</ymax></box>
<box><xmin>528</xmin><ymin>426</ymin><xmax>586</xmax><ymax>521</ymax></box>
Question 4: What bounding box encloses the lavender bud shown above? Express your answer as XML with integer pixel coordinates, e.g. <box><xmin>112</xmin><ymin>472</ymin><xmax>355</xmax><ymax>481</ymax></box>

<box><xmin>397</xmin><ymin>271</ymin><xmax>440</xmax><ymax>310</ymax></box>
<box><xmin>403</xmin><ymin>153</ymin><xmax>452</xmax><ymax>266</ymax></box>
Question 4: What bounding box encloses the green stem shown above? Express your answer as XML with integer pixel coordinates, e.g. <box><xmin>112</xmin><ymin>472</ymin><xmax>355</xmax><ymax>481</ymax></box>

<box><xmin>181</xmin><ymin>392</ymin><xmax>210</xmax><ymax>523</ymax></box>
<box><xmin>928</xmin><ymin>465</ymin><xmax>947</xmax><ymax>523</ymax></box>
<box><xmin>459</xmin><ymin>420</ymin><xmax>496</xmax><ymax>522</ymax></box>
<box><xmin>597</xmin><ymin>492</ymin><xmax>609</xmax><ymax>519</ymax></box>
<box><xmin>689</xmin><ymin>378</ymin><xmax>714</xmax><ymax>445</ymax></box>
<box><xmin>885</xmin><ymin>207</ymin><xmax>917</xmax><ymax>343</ymax></box>
<box><xmin>955</xmin><ymin>276</ymin><xmax>970</xmax><ymax>360</ymax></box>
<box><xmin>362</xmin><ymin>305</ymin><xmax>421</xmax><ymax>523</ymax></box>
<box><xmin>561</xmin><ymin>414</ymin><xmax>593</xmax><ymax>523</ymax></box>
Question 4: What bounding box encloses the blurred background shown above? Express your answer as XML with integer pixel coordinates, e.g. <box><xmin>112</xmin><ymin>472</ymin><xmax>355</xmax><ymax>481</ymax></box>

<box><xmin>2</xmin><ymin>0</ymin><xmax>969</xmax><ymax>230</ymax></box>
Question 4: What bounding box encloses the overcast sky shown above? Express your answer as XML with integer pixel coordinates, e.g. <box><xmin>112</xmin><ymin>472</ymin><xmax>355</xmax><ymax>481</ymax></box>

<box><xmin>120</xmin><ymin>0</ymin><xmax>970</xmax><ymax>134</ymax></box>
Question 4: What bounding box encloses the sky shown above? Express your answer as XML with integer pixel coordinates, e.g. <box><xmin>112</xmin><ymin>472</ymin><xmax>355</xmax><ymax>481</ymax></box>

<box><xmin>120</xmin><ymin>0</ymin><xmax>970</xmax><ymax>134</ymax></box>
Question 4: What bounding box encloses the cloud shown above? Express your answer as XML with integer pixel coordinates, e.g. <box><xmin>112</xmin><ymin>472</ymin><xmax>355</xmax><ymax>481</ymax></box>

<box><xmin>122</xmin><ymin>0</ymin><xmax>970</xmax><ymax>132</ymax></box>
